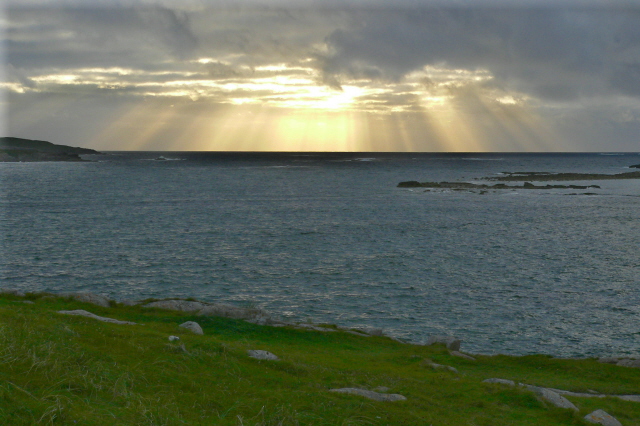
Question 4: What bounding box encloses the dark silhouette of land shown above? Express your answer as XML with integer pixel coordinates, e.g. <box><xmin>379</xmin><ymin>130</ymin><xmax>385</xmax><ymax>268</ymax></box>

<box><xmin>0</xmin><ymin>137</ymin><xmax>100</xmax><ymax>162</ymax></box>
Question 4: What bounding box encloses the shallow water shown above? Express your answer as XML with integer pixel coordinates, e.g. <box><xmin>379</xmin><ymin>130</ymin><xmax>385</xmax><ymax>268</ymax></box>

<box><xmin>2</xmin><ymin>152</ymin><xmax>639</xmax><ymax>357</ymax></box>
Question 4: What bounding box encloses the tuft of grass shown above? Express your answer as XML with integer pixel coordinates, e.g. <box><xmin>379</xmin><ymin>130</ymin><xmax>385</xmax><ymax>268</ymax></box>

<box><xmin>0</xmin><ymin>294</ymin><xmax>638</xmax><ymax>425</ymax></box>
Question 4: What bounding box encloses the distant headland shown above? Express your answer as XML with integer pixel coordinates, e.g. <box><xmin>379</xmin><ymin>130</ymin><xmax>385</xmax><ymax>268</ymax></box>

<box><xmin>0</xmin><ymin>137</ymin><xmax>101</xmax><ymax>162</ymax></box>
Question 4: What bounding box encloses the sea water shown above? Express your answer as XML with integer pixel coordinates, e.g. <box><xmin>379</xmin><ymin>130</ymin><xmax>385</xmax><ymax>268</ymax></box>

<box><xmin>1</xmin><ymin>152</ymin><xmax>639</xmax><ymax>357</ymax></box>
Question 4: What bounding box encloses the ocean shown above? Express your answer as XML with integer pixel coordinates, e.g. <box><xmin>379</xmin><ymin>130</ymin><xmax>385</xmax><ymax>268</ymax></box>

<box><xmin>1</xmin><ymin>152</ymin><xmax>639</xmax><ymax>357</ymax></box>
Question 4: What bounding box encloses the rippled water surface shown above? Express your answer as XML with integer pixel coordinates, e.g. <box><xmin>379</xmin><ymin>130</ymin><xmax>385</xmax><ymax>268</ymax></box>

<box><xmin>2</xmin><ymin>152</ymin><xmax>639</xmax><ymax>357</ymax></box>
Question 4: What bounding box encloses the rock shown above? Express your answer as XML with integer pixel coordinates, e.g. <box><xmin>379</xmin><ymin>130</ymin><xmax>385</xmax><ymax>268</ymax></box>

<box><xmin>357</xmin><ymin>327</ymin><xmax>384</xmax><ymax>337</ymax></box>
<box><xmin>428</xmin><ymin>362</ymin><xmax>459</xmax><ymax>373</ymax></box>
<box><xmin>584</xmin><ymin>409</ymin><xmax>622</xmax><ymax>426</ymax></box>
<box><xmin>22</xmin><ymin>300</ymin><xmax>35</xmax><ymax>304</ymax></box>
<box><xmin>144</xmin><ymin>300</ymin><xmax>206</xmax><ymax>312</ymax></box>
<box><xmin>0</xmin><ymin>288</ymin><xmax>26</xmax><ymax>297</ymax></box>
<box><xmin>449</xmin><ymin>351</ymin><xmax>476</xmax><ymax>361</ymax></box>
<box><xmin>426</xmin><ymin>335</ymin><xmax>461</xmax><ymax>351</ymax></box>
<box><xmin>168</xmin><ymin>336</ymin><xmax>180</xmax><ymax>342</ymax></box>
<box><xmin>247</xmin><ymin>350</ymin><xmax>279</xmax><ymax>361</ymax></box>
<box><xmin>527</xmin><ymin>386</ymin><xmax>578</xmax><ymax>411</ymax></box>
<box><xmin>198</xmin><ymin>303</ymin><xmax>270</xmax><ymax>322</ymax></box>
<box><xmin>63</xmin><ymin>292</ymin><xmax>111</xmax><ymax>308</ymax></box>
<box><xmin>483</xmin><ymin>378</ymin><xmax>515</xmax><ymax>386</ymax></box>
<box><xmin>616</xmin><ymin>359</ymin><xmax>640</xmax><ymax>368</ymax></box>
<box><xmin>179</xmin><ymin>321</ymin><xmax>203</xmax><ymax>335</ymax></box>
<box><xmin>58</xmin><ymin>309</ymin><xmax>137</xmax><ymax>325</ymax></box>
<box><xmin>598</xmin><ymin>357</ymin><xmax>620</xmax><ymax>364</ymax></box>
<box><xmin>619</xmin><ymin>395</ymin><xmax>640</xmax><ymax>402</ymax></box>
<box><xmin>329</xmin><ymin>388</ymin><xmax>406</xmax><ymax>402</ymax></box>
<box><xmin>630</xmin><ymin>164</ymin><xmax>640</xmax><ymax>169</ymax></box>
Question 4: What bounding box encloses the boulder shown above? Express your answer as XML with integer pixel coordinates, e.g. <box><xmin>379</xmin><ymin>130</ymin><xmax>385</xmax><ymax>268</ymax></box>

<box><xmin>179</xmin><ymin>321</ymin><xmax>203</xmax><ymax>335</ymax></box>
<box><xmin>329</xmin><ymin>388</ymin><xmax>406</xmax><ymax>402</ymax></box>
<box><xmin>483</xmin><ymin>378</ymin><xmax>515</xmax><ymax>386</ymax></box>
<box><xmin>598</xmin><ymin>357</ymin><xmax>620</xmax><ymax>364</ymax></box>
<box><xmin>247</xmin><ymin>350</ymin><xmax>279</xmax><ymax>361</ymax></box>
<box><xmin>168</xmin><ymin>336</ymin><xmax>180</xmax><ymax>342</ymax></box>
<box><xmin>584</xmin><ymin>409</ymin><xmax>622</xmax><ymax>426</ymax></box>
<box><xmin>526</xmin><ymin>386</ymin><xmax>578</xmax><ymax>411</ymax></box>
<box><xmin>63</xmin><ymin>292</ymin><xmax>111</xmax><ymax>308</ymax></box>
<box><xmin>58</xmin><ymin>309</ymin><xmax>137</xmax><ymax>325</ymax></box>
<box><xmin>144</xmin><ymin>300</ymin><xmax>205</xmax><ymax>312</ymax></box>
<box><xmin>616</xmin><ymin>359</ymin><xmax>640</xmax><ymax>368</ymax></box>
<box><xmin>426</xmin><ymin>335</ymin><xmax>461</xmax><ymax>351</ymax></box>
<box><xmin>198</xmin><ymin>303</ymin><xmax>270</xmax><ymax>322</ymax></box>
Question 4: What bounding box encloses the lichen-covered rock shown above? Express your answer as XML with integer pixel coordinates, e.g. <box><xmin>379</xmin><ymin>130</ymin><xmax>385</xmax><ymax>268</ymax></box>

<box><xmin>63</xmin><ymin>292</ymin><xmax>111</xmax><ymax>308</ymax></box>
<box><xmin>144</xmin><ymin>300</ymin><xmax>205</xmax><ymax>312</ymax></box>
<box><xmin>58</xmin><ymin>309</ymin><xmax>137</xmax><ymax>325</ymax></box>
<box><xmin>179</xmin><ymin>321</ymin><xmax>203</xmax><ymax>335</ymax></box>
<box><xmin>329</xmin><ymin>388</ymin><xmax>406</xmax><ymax>402</ymax></box>
<box><xmin>426</xmin><ymin>335</ymin><xmax>461</xmax><ymax>351</ymax></box>
<box><xmin>168</xmin><ymin>336</ymin><xmax>180</xmax><ymax>342</ymax></box>
<box><xmin>584</xmin><ymin>409</ymin><xmax>622</xmax><ymax>426</ymax></box>
<box><xmin>247</xmin><ymin>350</ymin><xmax>279</xmax><ymax>361</ymax></box>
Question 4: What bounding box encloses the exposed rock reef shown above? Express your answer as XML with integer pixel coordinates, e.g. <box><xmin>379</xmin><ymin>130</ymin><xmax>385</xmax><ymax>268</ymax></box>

<box><xmin>489</xmin><ymin>171</ymin><xmax>640</xmax><ymax>181</ymax></box>
<box><xmin>398</xmin><ymin>181</ymin><xmax>601</xmax><ymax>190</ymax></box>
<box><xmin>0</xmin><ymin>137</ymin><xmax>100</xmax><ymax>162</ymax></box>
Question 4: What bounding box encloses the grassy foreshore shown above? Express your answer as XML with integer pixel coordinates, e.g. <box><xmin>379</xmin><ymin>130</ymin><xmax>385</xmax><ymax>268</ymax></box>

<box><xmin>1</xmin><ymin>294</ymin><xmax>638</xmax><ymax>425</ymax></box>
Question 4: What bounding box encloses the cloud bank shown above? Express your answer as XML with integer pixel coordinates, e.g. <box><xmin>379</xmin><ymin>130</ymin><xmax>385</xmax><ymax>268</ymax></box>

<box><xmin>4</xmin><ymin>0</ymin><xmax>640</xmax><ymax>151</ymax></box>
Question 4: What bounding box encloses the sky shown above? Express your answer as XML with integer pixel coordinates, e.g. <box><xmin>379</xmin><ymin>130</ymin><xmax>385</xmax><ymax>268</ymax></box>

<box><xmin>3</xmin><ymin>0</ymin><xmax>640</xmax><ymax>152</ymax></box>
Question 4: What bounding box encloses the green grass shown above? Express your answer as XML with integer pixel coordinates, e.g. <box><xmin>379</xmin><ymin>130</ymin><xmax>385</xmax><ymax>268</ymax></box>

<box><xmin>0</xmin><ymin>294</ymin><xmax>638</xmax><ymax>425</ymax></box>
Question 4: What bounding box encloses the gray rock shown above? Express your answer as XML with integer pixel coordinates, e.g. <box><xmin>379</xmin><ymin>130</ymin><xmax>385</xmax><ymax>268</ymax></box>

<box><xmin>198</xmin><ymin>303</ymin><xmax>270</xmax><ymax>321</ymax></box>
<box><xmin>329</xmin><ymin>388</ymin><xmax>407</xmax><ymax>402</ymax></box>
<box><xmin>450</xmin><ymin>350</ymin><xmax>476</xmax><ymax>361</ymax></box>
<box><xmin>426</xmin><ymin>335</ymin><xmax>461</xmax><ymax>351</ymax></box>
<box><xmin>0</xmin><ymin>288</ymin><xmax>26</xmax><ymax>297</ymax></box>
<box><xmin>356</xmin><ymin>327</ymin><xmax>384</xmax><ymax>337</ymax></box>
<box><xmin>616</xmin><ymin>358</ymin><xmax>640</xmax><ymax>368</ymax></box>
<box><xmin>58</xmin><ymin>309</ymin><xmax>137</xmax><ymax>325</ymax></box>
<box><xmin>22</xmin><ymin>300</ymin><xmax>35</xmax><ymax>304</ymax></box>
<box><xmin>428</xmin><ymin>362</ymin><xmax>459</xmax><ymax>373</ymax></box>
<box><xmin>619</xmin><ymin>395</ymin><xmax>640</xmax><ymax>402</ymax></box>
<box><xmin>247</xmin><ymin>350</ymin><xmax>279</xmax><ymax>361</ymax></box>
<box><xmin>144</xmin><ymin>300</ymin><xmax>205</xmax><ymax>313</ymax></box>
<box><xmin>527</xmin><ymin>386</ymin><xmax>578</xmax><ymax>411</ymax></box>
<box><xmin>168</xmin><ymin>336</ymin><xmax>180</xmax><ymax>342</ymax></box>
<box><xmin>179</xmin><ymin>321</ymin><xmax>203</xmax><ymax>335</ymax></box>
<box><xmin>598</xmin><ymin>357</ymin><xmax>620</xmax><ymax>364</ymax></box>
<box><xmin>584</xmin><ymin>409</ymin><xmax>622</xmax><ymax>426</ymax></box>
<box><xmin>483</xmin><ymin>378</ymin><xmax>516</xmax><ymax>386</ymax></box>
<box><xmin>63</xmin><ymin>292</ymin><xmax>111</xmax><ymax>308</ymax></box>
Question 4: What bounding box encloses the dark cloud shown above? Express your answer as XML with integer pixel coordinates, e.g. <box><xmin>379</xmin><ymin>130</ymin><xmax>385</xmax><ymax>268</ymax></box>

<box><xmin>321</xmin><ymin>6</ymin><xmax>640</xmax><ymax>101</ymax></box>
<box><xmin>7</xmin><ymin>5</ymin><xmax>198</xmax><ymax>70</ymax></box>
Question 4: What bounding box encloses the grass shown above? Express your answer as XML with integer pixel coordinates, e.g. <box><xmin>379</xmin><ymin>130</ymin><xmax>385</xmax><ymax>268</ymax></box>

<box><xmin>0</xmin><ymin>294</ymin><xmax>638</xmax><ymax>425</ymax></box>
